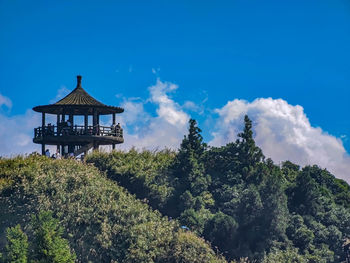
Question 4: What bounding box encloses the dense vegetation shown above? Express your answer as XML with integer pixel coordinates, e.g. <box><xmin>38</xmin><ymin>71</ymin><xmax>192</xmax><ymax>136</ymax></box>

<box><xmin>86</xmin><ymin>116</ymin><xmax>350</xmax><ymax>263</ymax></box>
<box><xmin>1</xmin><ymin>115</ymin><xmax>349</xmax><ymax>262</ymax></box>
<box><xmin>0</xmin><ymin>156</ymin><xmax>226</xmax><ymax>262</ymax></box>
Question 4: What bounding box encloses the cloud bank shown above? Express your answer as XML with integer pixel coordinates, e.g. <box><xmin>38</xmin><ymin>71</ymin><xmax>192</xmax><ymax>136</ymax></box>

<box><xmin>0</xmin><ymin>82</ymin><xmax>349</xmax><ymax>181</ymax></box>
<box><xmin>210</xmin><ymin>98</ymin><xmax>350</xmax><ymax>181</ymax></box>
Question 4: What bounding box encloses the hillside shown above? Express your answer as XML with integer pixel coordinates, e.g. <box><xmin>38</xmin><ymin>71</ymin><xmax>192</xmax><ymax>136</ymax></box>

<box><xmin>0</xmin><ymin>156</ymin><xmax>226</xmax><ymax>263</ymax></box>
<box><xmin>1</xmin><ymin>115</ymin><xmax>350</xmax><ymax>263</ymax></box>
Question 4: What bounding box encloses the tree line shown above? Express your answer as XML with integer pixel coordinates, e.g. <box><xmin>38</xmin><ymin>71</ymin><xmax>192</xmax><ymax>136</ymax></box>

<box><xmin>87</xmin><ymin>115</ymin><xmax>350</xmax><ymax>262</ymax></box>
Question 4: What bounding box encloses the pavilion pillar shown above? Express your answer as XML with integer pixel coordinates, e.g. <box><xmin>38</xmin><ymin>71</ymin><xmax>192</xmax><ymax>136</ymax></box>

<box><xmin>56</xmin><ymin>114</ymin><xmax>60</xmax><ymax>136</ymax></box>
<box><xmin>93</xmin><ymin>109</ymin><xmax>97</xmax><ymax>135</ymax></box>
<box><xmin>112</xmin><ymin>113</ymin><xmax>116</xmax><ymax>125</ymax></box>
<box><xmin>93</xmin><ymin>111</ymin><xmax>99</xmax><ymax>149</ymax></box>
<box><xmin>42</xmin><ymin>113</ymin><xmax>45</xmax><ymax>130</ymax></box>
<box><xmin>69</xmin><ymin>114</ymin><xmax>73</xmax><ymax>125</ymax></box>
<box><xmin>93</xmin><ymin>110</ymin><xmax>97</xmax><ymax>126</ymax></box>
<box><xmin>68</xmin><ymin>144</ymin><xmax>74</xmax><ymax>154</ymax></box>
<box><xmin>84</xmin><ymin>113</ymin><xmax>88</xmax><ymax>133</ymax></box>
<box><xmin>93</xmin><ymin>142</ymin><xmax>98</xmax><ymax>151</ymax></box>
<box><xmin>69</xmin><ymin>114</ymin><xmax>74</xmax><ymax>136</ymax></box>
<box><xmin>112</xmin><ymin>114</ymin><xmax>116</xmax><ymax>148</ymax></box>
<box><xmin>41</xmin><ymin>113</ymin><xmax>45</xmax><ymax>155</ymax></box>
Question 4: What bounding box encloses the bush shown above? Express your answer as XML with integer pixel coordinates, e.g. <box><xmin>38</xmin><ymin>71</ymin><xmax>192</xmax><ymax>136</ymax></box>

<box><xmin>3</xmin><ymin>224</ymin><xmax>28</xmax><ymax>263</ymax></box>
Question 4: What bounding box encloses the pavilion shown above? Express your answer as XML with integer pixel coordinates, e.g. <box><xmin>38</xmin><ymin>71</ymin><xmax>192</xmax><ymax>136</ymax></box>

<box><xmin>32</xmin><ymin>75</ymin><xmax>124</xmax><ymax>157</ymax></box>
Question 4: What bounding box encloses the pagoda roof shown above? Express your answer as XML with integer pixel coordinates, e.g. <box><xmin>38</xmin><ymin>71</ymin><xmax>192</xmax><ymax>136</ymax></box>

<box><xmin>33</xmin><ymin>76</ymin><xmax>124</xmax><ymax>115</ymax></box>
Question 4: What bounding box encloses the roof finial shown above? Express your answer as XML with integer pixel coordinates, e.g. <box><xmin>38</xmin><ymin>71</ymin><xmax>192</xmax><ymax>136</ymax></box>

<box><xmin>77</xmin><ymin>75</ymin><xmax>82</xmax><ymax>86</ymax></box>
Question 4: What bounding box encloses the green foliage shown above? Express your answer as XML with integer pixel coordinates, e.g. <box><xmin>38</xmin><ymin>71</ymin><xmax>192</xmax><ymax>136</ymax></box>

<box><xmin>204</xmin><ymin>212</ymin><xmax>238</xmax><ymax>256</ymax></box>
<box><xmin>2</xmin><ymin>115</ymin><xmax>349</xmax><ymax>263</ymax></box>
<box><xmin>262</xmin><ymin>248</ymin><xmax>307</xmax><ymax>263</ymax></box>
<box><xmin>4</xmin><ymin>224</ymin><xmax>28</xmax><ymax>263</ymax></box>
<box><xmin>86</xmin><ymin>149</ymin><xmax>175</xmax><ymax>211</ymax></box>
<box><xmin>281</xmin><ymin>161</ymin><xmax>300</xmax><ymax>183</ymax></box>
<box><xmin>0</xmin><ymin>156</ymin><xmax>225</xmax><ymax>263</ymax></box>
<box><xmin>179</xmin><ymin>208</ymin><xmax>213</xmax><ymax>234</ymax></box>
<box><xmin>170</xmin><ymin>231</ymin><xmax>226</xmax><ymax>263</ymax></box>
<box><xmin>85</xmin><ymin>115</ymin><xmax>350</xmax><ymax>262</ymax></box>
<box><xmin>236</xmin><ymin>115</ymin><xmax>264</xmax><ymax>178</ymax></box>
<box><xmin>30</xmin><ymin>211</ymin><xmax>76</xmax><ymax>263</ymax></box>
<box><xmin>170</xmin><ymin>119</ymin><xmax>211</xmax><ymax>216</ymax></box>
<box><xmin>286</xmin><ymin>215</ymin><xmax>314</xmax><ymax>251</ymax></box>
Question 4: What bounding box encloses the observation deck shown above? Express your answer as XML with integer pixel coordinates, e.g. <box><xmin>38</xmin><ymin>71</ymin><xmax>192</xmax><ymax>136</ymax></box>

<box><xmin>33</xmin><ymin>124</ymin><xmax>123</xmax><ymax>145</ymax></box>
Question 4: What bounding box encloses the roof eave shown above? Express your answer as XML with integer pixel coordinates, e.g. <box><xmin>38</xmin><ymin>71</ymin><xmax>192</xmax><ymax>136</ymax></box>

<box><xmin>33</xmin><ymin>104</ymin><xmax>124</xmax><ymax>115</ymax></box>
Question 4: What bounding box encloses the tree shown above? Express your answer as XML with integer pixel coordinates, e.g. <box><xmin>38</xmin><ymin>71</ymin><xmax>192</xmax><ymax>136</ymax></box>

<box><xmin>289</xmin><ymin>170</ymin><xmax>323</xmax><ymax>216</ymax></box>
<box><xmin>31</xmin><ymin>211</ymin><xmax>76</xmax><ymax>263</ymax></box>
<box><xmin>281</xmin><ymin>161</ymin><xmax>300</xmax><ymax>183</ymax></box>
<box><xmin>236</xmin><ymin>115</ymin><xmax>264</xmax><ymax>178</ymax></box>
<box><xmin>181</xmin><ymin>119</ymin><xmax>206</xmax><ymax>159</ymax></box>
<box><xmin>203</xmin><ymin>212</ymin><xmax>238</xmax><ymax>258</ymax></box>
<box><xmin>262</xmin><ymin>247</ymin><xmax>307</xmax><ymax>263</ymax></box>
<box><xmin>179</xmin><ymin>208</ymin><xmax>213</xmax><ymax>234</ymax></box>
<box><xmin>258</xmin><ymin>170</ymin><xmax>289</xmax><ymax>248</ymax></box>
<box><xmin>286</xmin><ymin>214</ymin><xmax>314</xmax><ymax>252</ymax></box>
<box><xmin>3</xmin><ymin>224</ymin><xmax>28</xmax><ymax>263</ymax></box>
<box><xmin>172</xmin><ymin>119</ymin><xmax>211</xmax><ymax>215</ymax></box>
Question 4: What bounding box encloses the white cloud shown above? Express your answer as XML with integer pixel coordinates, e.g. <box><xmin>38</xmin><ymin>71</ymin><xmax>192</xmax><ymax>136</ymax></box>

<box><xmin>120</xmin><ymin>99</ymin><xmax>149</xmax><ymax>125</ymax></box>
<box><xmin>210</xmin><ymin>98</ymin><xmax>350</xmax><ymax>181</ymax></box>
<box><xmin>0</xmin><ymin>109</ymin><xmax>41</xmax><ymax>156</ymax></box>
<box><xmin>0</xmin><ymin>88</ymin><xmax>70</xmax><ymax>157</ymax></box>
<box><xmin>183</xmin><ymin>101</ymin><xmax>202</xmax><ymax>113</ymax></box>
<box><xmin>49</xmin><ymin>86</ymin><xmax>71</xmax><ymax>104</ymax></box>
<box><xmin>0</xmin><ymin>93</ymin><xmax>12</xmax><ymax>110</ymax></box>
<box><xmin>151</xmin><ymin>68</ymin><xmax>160</xmax><ymax>75</ymax></box>
<box><xmin>117</xmin><ymin>79</ymin><xmax>190</xmax><ymax>150</ymax></box>
<box><xmin>148</xmin><ymin>79</ymin><xmax>188</xmax><ymax>126</ymax></box>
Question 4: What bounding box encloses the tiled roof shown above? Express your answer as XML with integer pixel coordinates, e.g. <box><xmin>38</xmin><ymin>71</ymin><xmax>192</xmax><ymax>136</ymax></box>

<box><xmin>32</xmin><ymin>76</ymin><xmax>124</xmax><ymax>115</ymax></box>
<box><xmin>54</xmin><ymin>76</ymin><xmax>105</xmax><ymax>106</ymax></box>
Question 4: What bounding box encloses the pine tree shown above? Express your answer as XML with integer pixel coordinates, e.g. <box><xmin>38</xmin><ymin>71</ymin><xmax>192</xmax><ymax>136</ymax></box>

<box><xmin>4</xmin><ymin>224</ymin><xmax>28</xmax><ymax>263</ymax></box>
<box><xmin>176</xmin><ymin>119</ymin><xmax>206</xmax><ymax>175</ymax></box>
<box><xmin>237</xmin><ymin>115</ymin><xmax>264</xmax><ymax>177</ymax></box>
<box><xmin>172</xmin><ymin>119</ymin><xmax>212</xmax><ymax>214</ymax></box>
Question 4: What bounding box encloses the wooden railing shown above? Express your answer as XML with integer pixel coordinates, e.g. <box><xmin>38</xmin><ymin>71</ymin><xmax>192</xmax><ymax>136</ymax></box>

<box><xmin>34</xmin><ymin>125</ymin><xmax>123</xmax><ymax>138</ymax></box>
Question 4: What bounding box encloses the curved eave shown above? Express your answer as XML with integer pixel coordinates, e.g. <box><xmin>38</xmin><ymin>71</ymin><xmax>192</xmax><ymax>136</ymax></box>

<box><xmin>33</xmin><ymin>135</ymin><xmax>124</xmax><ymax>145</ymax></box>
<box><xmin>33</xmin><ymin>104</ymin><xmax>124</xmax><ymax>115</ymax></box>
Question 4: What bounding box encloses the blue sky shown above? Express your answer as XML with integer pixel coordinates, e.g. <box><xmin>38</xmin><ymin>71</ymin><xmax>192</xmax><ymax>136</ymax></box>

<box><xmin>1</xmin><ymin>1</ymin><xmax>350</xmax><ymax>179</ymax></box>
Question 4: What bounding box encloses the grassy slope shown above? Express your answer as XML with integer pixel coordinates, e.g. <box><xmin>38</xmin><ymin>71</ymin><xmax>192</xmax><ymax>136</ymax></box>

<box><xmin>0</xmin><ymin>155</ymin><xmax>226</xmax><ymax>263</ymax></box>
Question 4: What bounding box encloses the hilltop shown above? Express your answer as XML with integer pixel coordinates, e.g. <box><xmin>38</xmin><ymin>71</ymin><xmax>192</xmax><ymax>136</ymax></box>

<box><xmin>1</xmin><ymin>115</ymin><xmax>350</xmax><ymax>263</ymax></box>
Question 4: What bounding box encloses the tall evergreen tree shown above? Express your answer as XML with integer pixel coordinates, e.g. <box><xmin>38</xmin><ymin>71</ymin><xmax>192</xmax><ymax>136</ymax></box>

<box><xmin>171</xmin><ymin>119</ymin><xmax>212</xmax><ymax>215</ymax></box>
<box><xmin>236</xmin><ymin>115</ymin><xmax>264</xmax><ymax>177</ymax></box>
<box><xmin>175</xmin><ymin>119</ymin><xmax>206</xmax><ymax>181</ymax></box>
